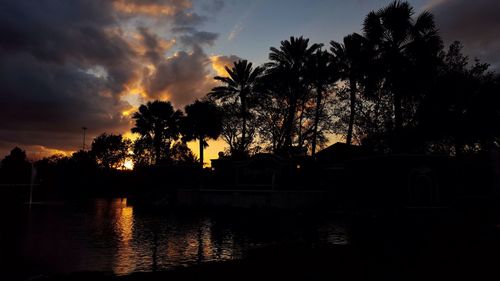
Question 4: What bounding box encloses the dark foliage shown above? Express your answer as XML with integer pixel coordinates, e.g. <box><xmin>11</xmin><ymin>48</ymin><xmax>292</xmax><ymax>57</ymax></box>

<box><xmin>91</xmin><ymin>133</ymin><xmax>131</xmax><ymax>169</ymax></box>
<box><xmin>182</xmin><ymin>100</ymin><xmax>223</xmax><ymax>166</ymax></box>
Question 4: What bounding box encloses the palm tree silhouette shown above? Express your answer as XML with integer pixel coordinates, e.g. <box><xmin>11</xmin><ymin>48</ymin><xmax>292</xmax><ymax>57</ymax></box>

<box><xmin>266</xmin><ymin>36</ymin><xmax>321</xmax><ymax>153</ymax></box>
<box><xmin>182</xmin><ymin>100</ymin><xmax>223</xmax><ymax>167</ymax></box>
<box><xmin>363</xmin><ymin>1</ymin><xmax>442</xmax><ymax>133</ymax></box>
<box><xmin>307</xmin><ymin>49</ymin><xmax>338</xmax><ymax>156</ymax></box>
<box><xmin>331</xmin><ymin>33</ymin><xmax>369</xmax><ymax>145</ymax></box>
<box><xmin>210</xmin><ymin>60</ymin><xmax>263</xmax><ymax>156</ymax></box>
<box><xmin>132</xmin><ymin>101</ymin><xmax>183</xmax><ymax>165</ymax></box>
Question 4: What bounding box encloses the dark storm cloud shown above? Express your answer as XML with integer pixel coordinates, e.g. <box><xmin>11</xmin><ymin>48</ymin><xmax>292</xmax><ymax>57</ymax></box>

<box><xmin>0</xmin><ymin>0</ymin><xmax>139</xmax><ymax>97</ymax></box>
<box><xmin>0</xmin><ymin>0</ymin><xmax>226</xmax><ymax>158</ymax></box>
<box><xmin>429</xmin><ymin>0</ymin><xmax>500</xmax><ymax>69</ymax></box>
<box><xmin>0</xmin><ymin>0</ymin><xmax>137</xmax><ymax>157</ymax></box>
<box><xmin>0</xmin><ymin>53</ymin><xmax>132</xmax><ymax>154</ymax></box>
<box><xmin>138</xmin><ymin>26</ymin><xmax>174</xmax><ymax>63</ymax></box>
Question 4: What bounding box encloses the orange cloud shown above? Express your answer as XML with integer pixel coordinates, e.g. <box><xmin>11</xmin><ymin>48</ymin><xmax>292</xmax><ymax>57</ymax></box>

<box><xmin>113</xmin><ymin>0</ymin><xmax>192</xmax><ymax>16</ymax></box>
<box><xmin>210</xmin><ymin>55</ymin><xmax>242</xmax><ymax>77</ymax></box>
<box><xmin>23</xmin><ymin>145</ymin><xmax>73</xmax><ymax>160</ymax></box>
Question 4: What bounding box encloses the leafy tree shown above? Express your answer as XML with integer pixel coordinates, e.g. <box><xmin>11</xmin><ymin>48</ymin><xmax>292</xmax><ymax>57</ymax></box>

<box><xmin>210</xmin><ymin>60</ymin><xmax>263</xmax><ymax>156</ymax></box>
<box><xmin>132</xmin><ymin>101</ymin><xmax>183</xmax><ymax>165</ymax></box>
<box><xmin>182</xmin><ymin>100</ymin><xmax>223</xmax><ymax>167</ymax></box>
<box><xmin>170</xmin><ymin>142</ymin><xmax>198</xmax><ymax>165</ymax></box>
<box><xmin>218</xmin><ymin>102</ymin><xmax>259</xmax><ymax>156</ymax></box>
<box><xmin>0</xmin><ymin>147</ymin><xmax>31</xmax><ymax>183</ymax></box>
<box><xmin>91</xmin><ymin>133</ymin><xmax>131</xmax><ymax>169</ymax></box>
<box><xmin>418</xmin><ymin>41</ymin><xmax>500</xmax><ymax>154</ymax></box>
<box><xmin>68</xmin><ymin>150</ymin><xmax>97</xmax><ymax>171</ymax></box>
<box><xmin>132</xmin><ymin>138</ymin><xmax>155</xmax><ymax>168</ymax></box>
<box><xmin>1</xmin><ymin>147</ymin><xmax>29</xmax><ymax>169</ymax></box>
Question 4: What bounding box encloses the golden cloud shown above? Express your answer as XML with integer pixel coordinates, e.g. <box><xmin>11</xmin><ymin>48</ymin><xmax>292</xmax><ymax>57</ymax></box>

<box><xmin>210</xmin><ymin>55</ymin><xmax>241</xmax><ymax>77</ymax></box>
<box><xmin>113</xmin><ymin>0</ymin><xmax>192</xmax><ymax>16</ymax></box>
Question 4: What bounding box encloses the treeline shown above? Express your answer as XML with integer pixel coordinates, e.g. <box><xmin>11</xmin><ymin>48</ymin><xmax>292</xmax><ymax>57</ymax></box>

<box><xmin>3</xmin><ymin>1</ymin><xmax>500</xmax><ymax>174</ymax></box>
<box><xmin>129</xmin><ymin>0</ymin><xmax>500</xmax><ymax>165</ymax></box>
<box><xmin>214</xmin><ymin>1</ymin><xmax>500</xmax><ymax>157</ymax></box>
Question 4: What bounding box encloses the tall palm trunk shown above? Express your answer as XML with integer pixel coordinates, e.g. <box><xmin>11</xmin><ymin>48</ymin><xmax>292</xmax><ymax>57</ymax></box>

<box><xmin>346</xmin><ymin>77</ymin><xmax>357</xmax><ymax>145</ymax></box>
<box><xmin>394</xmin><ymin>92</ymin><xmax>403</xmax><ymax>131</ymax></box>
<box><xmin>240</xmin><ymin>94</ymin><xmax>247</xmax><ymax>155</ymax></box>
<box><xmin>283</xmin><ymin>95</ymin><xmax>297</xmax><ymax>153</ymax></box>
<box><xmin>199</xmin><ymin>134</ymin><xmax>204</xmax><ymax>168</ymax></box>
<box><xmin>454</xmin><ymin>135</ymin><xmax>464</xmax><ymax>157</ymax></box>
<box><xmin>153</xmin><ymin>137</ymin><xmax>161</xmax><ymax>165</ymax></box>
<box><xmin>393</xmin><ymin>91</ymin><xmax>403</xmax><ymax>152</ymax></box>
<box><xmin>311</xmin><ymin>86</ymin><xmax>323</xmax><ymax>157</ymax></box>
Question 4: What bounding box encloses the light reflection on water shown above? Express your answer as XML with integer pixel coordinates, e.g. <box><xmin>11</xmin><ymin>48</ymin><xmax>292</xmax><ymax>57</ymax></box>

<box><xmin>11</xmin><ymin>198</ymin><xmax>348</xmax><ymax>276</ymax></box>
<box><xmin>112</xmin><ymin>199</ymin><xmax>134</xmax><ymax>275</ymax></box>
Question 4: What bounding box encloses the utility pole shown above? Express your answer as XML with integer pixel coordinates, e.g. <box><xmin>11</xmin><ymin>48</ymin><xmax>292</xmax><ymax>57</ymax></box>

<box><xmin>82</xmin><ymin>126</ymin><xmax>88</xmax><ymax>151</ymax></box>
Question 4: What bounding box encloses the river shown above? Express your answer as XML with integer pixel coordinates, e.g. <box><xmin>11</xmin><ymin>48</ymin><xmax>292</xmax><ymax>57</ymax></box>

<box><xmin>0</xmin><ymin>198</ymin><xmax>348</xmax><ymax>277</ymax></box>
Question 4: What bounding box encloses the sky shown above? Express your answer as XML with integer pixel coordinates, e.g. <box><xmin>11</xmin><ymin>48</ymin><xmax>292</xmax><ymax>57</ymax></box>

<box><xmin>1</xmin><ymin>0</ymin><xmax>499</xmax><ymax>162</ymax></box>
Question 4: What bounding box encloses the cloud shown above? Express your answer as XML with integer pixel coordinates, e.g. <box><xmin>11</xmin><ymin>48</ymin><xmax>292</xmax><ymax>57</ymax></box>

<box><xmin>0</xmin><ymin>0</ymin><xmax>226</xmax><ymax>157</ymax></box>
<box><xmin>113</xmin><ymin>0</ymin><xmax>190</xmax><ymax>16</ymax></box>
<box><xmin>228</xmin><ymin>22</ymin><xmax>244</xmax><ymax>41</ymax></box>
<box><xmin>200</xmin><ymin>0</ymin><xmax>225</xmax><ymax>14</ymax></box>
<box><xmin>179</xmin><ymin>31</ymin><xmax>219</xmax><ymax>47</ymax></box>
<box><xmin>429</xmin><ymin>0</ymin><xmax>500</xmax><ymax>69</ymax></box>
<box><xmin>113</xmin><ymin>0</ymin><xmax>207</xmax><ymax>28</ymax></box>
<box><xmin>0</xmin><ymin>52</ymin><xmax>133</xmax><ymax>153</ymax></box>
<box><xmin>211</xmin><ymin>55</ymin><xmax>242</xmax><ymax>76</ymax></box>
<box><xmin>145</xmin><ymin>45</ymin><xmax>216</xmax><ymax>108</ymax></box>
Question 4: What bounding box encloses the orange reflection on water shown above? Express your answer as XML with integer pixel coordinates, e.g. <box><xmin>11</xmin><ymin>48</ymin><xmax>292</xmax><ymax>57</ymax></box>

<box><xmin>112</xmin><ymin>198</ymin><xmax>136</xmax><ymax>275</ymax></box>
<box><xmin>93</xmin><ymin>198</ymin><xmax>242</xmax><ymax>274</ymax></box>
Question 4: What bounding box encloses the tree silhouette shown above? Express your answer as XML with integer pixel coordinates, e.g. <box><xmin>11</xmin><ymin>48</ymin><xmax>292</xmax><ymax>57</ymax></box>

<box><xmin>266</xmin><ymin>36</ymin><xmax>321</xmax><ymax>154</ymax></box>
<box><xmin>331</xmin><ymin>33</ymin><xmax>370</xmax><ymax>145</ymax></box>
<box><xmin>306</xmin><ymin>49</ymin><xmax>338</xmax><ymax>156</ymax></box>
<box><xmin>170</xmin><ymin>142</ymin><xmax>198</xmax><ymax>165</ymax></box>
<box><xmin>417</xmin><ymin>41</ymin><xmax>500</xmax><ymax>155</ymax></box>
<box><xmin>1</xmin><ymin>147</ymin><xmax>29</xmax><ymax>169</ymax></box>
<box><xmin>132</xmin><ymin>101</ymin><xmax>183</xmax><ymax>165</ymax></box>
<box><xmin>210</xmin><ymin>60</ymin><xmax>263</xmax><ymax>156</ymax></box>
<box><xmin>68</xmin><ymin>150</ymin><xmax>97</xmax><ymax>171</ymax></box>
<box><xmin>1</xmin><ymin>147</ymin><xmax>31</xmax><ymax>183</ymax></box>
<box><xmin>363</xmin><ymin>1</ymin><xmax>442</xmax><ymax>141</ymax></box>
<box><xmin>182</xmin><ymin>100</ymin><xmax>223</xmax><ymax>167</ymax></box>
<box><xmin>91</xmin><ymin>133</ymin><xmax>131</xmax><ymax>169</ymax></box>
<box><xmin>132</xmin><ymin>138</ymin><xmax>155</xmax><ymax>168</ymax></box>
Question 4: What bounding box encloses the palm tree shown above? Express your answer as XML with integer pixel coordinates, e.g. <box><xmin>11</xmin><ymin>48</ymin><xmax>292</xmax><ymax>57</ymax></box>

<box><xmin>363</xmin><ymin>1</ymin><xmax>442</xmax><ymax>133</ymax></box>
<box><xmin>331</xmin><ymin>33</ymin><xmax>369</xmax><ymax>145</ymax></box>
<box><xmin>131</xmin><ymin>101</ymin><xmax>183</xmax><ymax>165</ymax></box>
<box><xmin>210</xmin><ymin>60</ymin><xmax>263</xmax><ymax>156</ymax></box>
<box><xmin>182</xmin><ymin>100</ymin><xmax>223</xmax><ymax>167</ymax></box>
<box><xmin>307</xmin><ymin>49</ymin><xmax>338</xmax><ymax>156</ymax></box>
<box><xmin>266</xmin><ymin>36</ymin><xmax>321</xmax><ymax>153</ymax></box>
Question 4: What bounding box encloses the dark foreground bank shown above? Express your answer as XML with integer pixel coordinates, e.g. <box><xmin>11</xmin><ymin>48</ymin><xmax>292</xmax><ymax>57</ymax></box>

<box><xmin>27</xmin><ymin>216</ymin><xmax>500</xmax><ymax>281</ymax></box>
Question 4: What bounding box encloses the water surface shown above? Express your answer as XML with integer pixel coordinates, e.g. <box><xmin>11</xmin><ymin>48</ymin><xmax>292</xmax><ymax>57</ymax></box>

<box><xmin>0</xmin><ymin>198</ymin><xmax>348</xmax><ymax>276</ymax></box>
